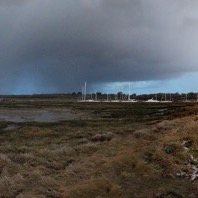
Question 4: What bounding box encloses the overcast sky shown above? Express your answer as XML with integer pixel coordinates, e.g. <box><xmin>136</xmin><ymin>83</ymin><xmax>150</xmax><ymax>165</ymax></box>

<box><xmin>0</xmin><ymin>0</ymin><xmax>198</xmax><ymax>94</ymax></box>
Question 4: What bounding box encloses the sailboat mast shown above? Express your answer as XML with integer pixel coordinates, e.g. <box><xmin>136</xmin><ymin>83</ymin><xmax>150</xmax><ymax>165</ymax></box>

<box><xmin>128</xmin><ymin>83</ymin><xmax>130</xmax><ymax>101</ymax></box>
<box><xmin>84</xmin><ymin>81</ymin><xmax>86</xmax><ymax>101</ymax></box>
<box><xmin>95</xmin><ymin>92</ymin><xmax>97</xmax><ymax>101</ymax></box>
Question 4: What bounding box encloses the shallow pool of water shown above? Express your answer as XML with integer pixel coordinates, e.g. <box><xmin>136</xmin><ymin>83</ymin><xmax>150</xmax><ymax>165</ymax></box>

<box><xmin>0</xmin><ymin>109</ymin><xmax>84</xmax><ymax>123</ymax></box>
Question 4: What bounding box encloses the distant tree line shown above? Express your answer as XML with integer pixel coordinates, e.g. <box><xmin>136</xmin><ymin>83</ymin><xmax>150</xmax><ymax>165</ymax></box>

<box><xmin>73</xmin><ymin>91</ymin><xmax>198</xmax><ymax>101</ymax></box>
<box><xmin>0</xmin><ymin>92</ymin><xmax>197</xmax><ymax>101</ymax></box>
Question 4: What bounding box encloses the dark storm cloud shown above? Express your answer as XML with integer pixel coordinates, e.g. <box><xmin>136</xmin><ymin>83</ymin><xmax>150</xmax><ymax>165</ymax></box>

<box><xmin>0</xmin><ymin>0</ymin><xmax>198</xmax><ymax>93</ymax></box>
<box><xmin>0</xmin><ymin>0</ymin><xmax>31</xmax><ymax>6</ymax></box>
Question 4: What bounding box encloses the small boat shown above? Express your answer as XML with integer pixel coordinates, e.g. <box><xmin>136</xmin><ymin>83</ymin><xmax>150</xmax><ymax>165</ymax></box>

<box><xmin>122</xmin><ymin>99</ymin><xmax>137</xmax><ymax>103</ymax></box>
<box><xmin>145</xmin><ymin>98</ymin><xmax>159</xmax><ymax>103</ymax></box>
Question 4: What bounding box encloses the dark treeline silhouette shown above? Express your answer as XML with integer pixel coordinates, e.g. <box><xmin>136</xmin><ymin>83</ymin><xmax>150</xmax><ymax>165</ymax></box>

<box><xmin>74</xmin><ymin>92</ymin><xmax>198</xmax><ymax>102</ymax></box>
<box><xmin>0</xmin><ymin>92</ymin><xmax>197</xmax><ymax>102</ymax></box>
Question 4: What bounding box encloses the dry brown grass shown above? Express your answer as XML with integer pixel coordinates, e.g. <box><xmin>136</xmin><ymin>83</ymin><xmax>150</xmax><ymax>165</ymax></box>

<box><xmin>65</xmin><ymin>179</ymin><xmax>123</xmax><ymax>198</ymax></box>
<box><xmin>133</xmin><ymin>128</ymin><xmax>152</xmax><ymax>138</ymax></box>
<box><xmin>90</xmin><ymin>132</ymin><xmax>113</xmax><ymax>142</ymax></box>
<box><xmin>0</xmin><ymin>103</ymin><xmax>197</xmax><ymax>197</ymax></box>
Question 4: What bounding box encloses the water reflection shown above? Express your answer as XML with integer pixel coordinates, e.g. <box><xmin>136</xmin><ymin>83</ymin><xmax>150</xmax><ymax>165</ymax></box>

<box><xmin>0</xmin><ymin>109</ymin><xmax>83</xmax><ymax>123</ymax></box>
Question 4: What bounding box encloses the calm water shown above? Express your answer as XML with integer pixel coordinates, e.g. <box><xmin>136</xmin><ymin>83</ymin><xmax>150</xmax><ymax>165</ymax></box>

<box><xmin>0</xmin><ymin>109</ymin><xmax>84</xmax><ymax>122</ymax></box>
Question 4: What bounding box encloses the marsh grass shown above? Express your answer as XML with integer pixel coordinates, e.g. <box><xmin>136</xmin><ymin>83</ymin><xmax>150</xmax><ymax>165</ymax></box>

<box><xmin>0</xmin><ymin>102</ymin><xmax>197</xmax><ymax>197</ymax></box>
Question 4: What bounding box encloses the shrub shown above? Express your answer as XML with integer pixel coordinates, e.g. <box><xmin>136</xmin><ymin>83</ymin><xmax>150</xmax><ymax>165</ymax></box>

<box><xmin>155</xmin><ymin>120</ymin><xmax>174</xmax><ymax>131</ymax></box>
<box><xmin>91</xmin><ymin>133</ymin><xmax>113</xmax><ymax>142</ymax></box>
<box><xmin>133</xmin><ymin>128</ymin><xmax>151</xmax><ymax>138</ymax></box>
<box><xmin>163</xmin><ymin>145</ymin><xmax>176</xmax><ymax>154</ymax></box>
